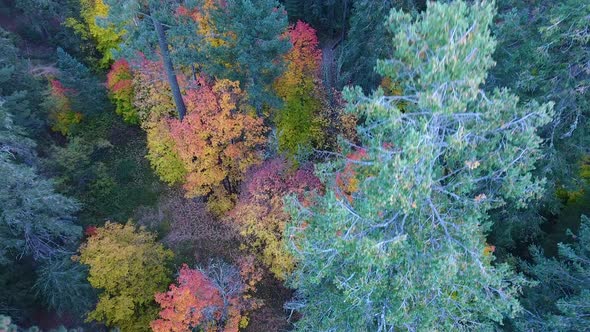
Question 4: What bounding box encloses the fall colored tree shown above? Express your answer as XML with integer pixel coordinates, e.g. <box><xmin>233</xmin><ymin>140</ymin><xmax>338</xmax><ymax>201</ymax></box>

<box><xmin>44</xmin><ymin>79</ymin><xmax>83</xmax><ymax>135</ymax></box>
<box><xmin>132</xmin><ymin>55</ymin><xmax>180</xmax><ymax>122</ymax></box>
<box><xmin>103</xmin><ymin>0</ymin><xmax>187</xmax><ymax>120</ymax></box>
<box><xmin>152</xmin><ymin>258</ymin><xmax>262</xmax><ymax>332</ymax></box>
<box><xmin>228</xmin><ymin>158</ymin><xmax>321</xmax><ymax>279</ymax></box>
<box><xmin>106</xmin><ymin>59</ymin><xmax>139</xmax><ymax>124</ymax></box>
<box><xmin>65</xmin><ymin>0</ymin><xmax>124</xmax><ymax>68</ymax></box>
<box><xmin>168</xmin><ymin>77</ymin><xmax>266</xmax><ymax>214</ymax></box>
<box><xmin>274</xmin><ymin>21</ymin><xmax>327</xmax><ymax>157</ymax></box>
<box><xmin>151</xmin><ymin>264</ymin><xmax>224</xmax><ymax>332</ymax></box>
<box><xmin>78</xmin><ymin>222</ymin><xmax>173</xmax><ymax>331</ymax></box>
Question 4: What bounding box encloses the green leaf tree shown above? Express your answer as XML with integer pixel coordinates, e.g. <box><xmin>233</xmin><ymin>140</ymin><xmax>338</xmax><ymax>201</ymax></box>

<box><xmin>286</xmin><ymin>1</ymin><xmax>553</xmax><ymax>330</ymax></box>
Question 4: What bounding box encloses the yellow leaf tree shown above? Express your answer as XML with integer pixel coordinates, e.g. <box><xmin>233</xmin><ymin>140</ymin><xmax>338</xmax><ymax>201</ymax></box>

<box><xmin>78</xmin><ymin>222</ymin><xmax>173</xmax><ymax>331</ymax></box>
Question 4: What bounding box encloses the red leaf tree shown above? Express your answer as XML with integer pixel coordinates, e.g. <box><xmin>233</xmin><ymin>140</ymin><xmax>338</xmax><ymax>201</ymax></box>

<box><xmin>228</xmin><ymin>158</ymin><xmax>322</xmax><ymax>279</ymax></box>
<box><xmin>106</xmin><ymin>59</ymin><xmax>139</xmax><ymax>124</ymax></box>
<box><xmin>152</xmin><ymin>258</ymin><xmax>262</xmax><ymax>332</ymax></box>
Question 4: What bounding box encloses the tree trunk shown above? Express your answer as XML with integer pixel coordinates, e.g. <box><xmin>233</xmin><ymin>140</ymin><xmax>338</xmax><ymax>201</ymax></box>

<box><xmin>151</xmin><ymin>16</ymin><xmax>187</xmax><ymax>121</ymax></box>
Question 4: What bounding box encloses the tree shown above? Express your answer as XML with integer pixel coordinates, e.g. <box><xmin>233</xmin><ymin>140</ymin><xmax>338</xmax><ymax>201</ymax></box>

<box><xmin>55</xmin><ymin>48</ymin><xmax>108</xmax><ymax>116</ymax></box>
<box><xmin>103</xmin><ymin>0</ymin><xmax>187</xmax><ymax>120</ymax></box>
<box><xmin>145</xmin><ymin>117</ymin><xmax>187</xmax><ymax>186</ymax></box>
<box><xmin>228</xmin><ymin>158</ymin><xmax>321</xmax><ymax>280</ymax></box>
<box><xmin>516</xmin><ymin>215</ymin><xmax>590</xmax><ymax>331</ymax></box>
<box><xmin>274</xmin><ymin>21</ymin><xmax>327</xmax><ymax>158</ymax></box>
<box><xmin>151</xmin><ymin>264</ymin><xmax>224</xmax><ymax>332</ymax></box>
<box><xmin>487</xmin><ymin>0</ymin><xmax>590</xmax><ymax>255</ymax></box>
<box><xmin>491</xmin><ymin>0</ymin><xmax>590</xmax><ymax>205</ymax></box>
<box><xmin>78</xmin><ymin>222</ymin><xmax>173</xmax><ymax>331</ymax></box>
<box><xmin>336</xmin><ymin>0</ymin><xmax>396</xmax><ymax>91</ymax></box>
<box><xmin>168</xmin><ymin>77</ymin><xmax>267</xmax><ymax>214</ymax></box>
<box><xmin>131</xmin><ymin>55</ymin><xmax>180</xmax><ymax>122</ymax></box>
<box><xmin>43</xmin><ymin>78</ymin><xmax>82</xmax><ymax>136</ymax></box>
<box><xmin>65</xmin><ymin>0</ymin><xmax>124</xmax><ymax>68</ymax></box>
<box><xmin>180</xmin><ymin>0</ymin><xmax>291</xmax><ymax>111</ymax></box>
<box><xmin>106</xmin><ymin>59</ymin><xmax>139</xmax><ymax>124</ymax></box>
<box><xmin>0</xmin><ymin>106</ymin><xmax>81</xmax><ymax>263</ymax></box>
<box><xmin>42</xmin><ymin>48</ymin><xmax>109</xmax><ymax>135</ymax></box>
<box><xmin>152</xmin><ymin>259</ymin><xmax>261</xmax><ymax>332</ymax></box>
<box><xmin>285</xmin><ymin>1</ymin><xmax>553</xmax><ymax>330</ymax></box>
<box><xmin>33</xmin><ymin>255</ymin><xmax>95</xmax><ymax>317</ymax></box>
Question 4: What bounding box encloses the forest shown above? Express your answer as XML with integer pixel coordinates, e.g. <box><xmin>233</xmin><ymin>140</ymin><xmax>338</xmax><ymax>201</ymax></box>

<box><xmin>0</xmin><ymin>0</ymin><xmax>588</xmax><ymax>331</ymax></box>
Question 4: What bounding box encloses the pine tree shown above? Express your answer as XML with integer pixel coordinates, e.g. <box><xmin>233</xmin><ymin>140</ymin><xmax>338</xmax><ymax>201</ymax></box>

<box><xmin>336</xmin><ymin>0</ymin><xmax>395</xmax><ymax>92</ymax></box>
<box><xmin>491</xmin><ymin>0</ymin><xmax>590</xmax><ymax>204</ymax></box>
<box><xmin>516</xmin><ymin>216</ymin><xmax>590</xmax><ymax>331</ymax></box>
<box><xmin>0</xmin><ymin>105</ymin><xmax>81</xmax><ymax>263</ymax></box>
<box><xmin>286</xmin><ymin>1</ymin><xmax>553</xmax><ymax>330</ymax></box>
<box><xmin>197</xmin><ymin>0</ymin><xmax>291</xmax><ymax>111</ymax></box>
<box><xmin>103</xmin><ymin>0</ymin><xmax>187</xmax><ymax>120</ymax></box>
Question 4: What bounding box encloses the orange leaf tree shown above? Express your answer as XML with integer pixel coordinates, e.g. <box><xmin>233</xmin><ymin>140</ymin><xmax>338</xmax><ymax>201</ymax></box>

<box><xmin>168</xmin><ymin>77</ymin><xmax>266</xmax><ymax>214</ymax></box>
<box><xmin>152</xmin><ymin>258</ymin><xmax>262</xmax><ymax>332</ymax></box>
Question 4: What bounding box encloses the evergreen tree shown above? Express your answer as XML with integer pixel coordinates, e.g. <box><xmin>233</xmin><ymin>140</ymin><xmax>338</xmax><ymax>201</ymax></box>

<box><xmin>516</xmin><ymin>216</ymin><xmax>590</xmax><ymax>331</ymax></box>
<box><xmin>491</xmin><ymin>0</ymin><xmax>590</xmax><ymax>204</ymax></box>
<box><xmin>0</xmin><ymin>105</ymin><xmax>81</xmax><ymax>263</ymax></box>
<box><xmin>55</xmin><ymin>48</ymin><xmax>108</xmax><ymax>117</ymax></box>
<box><xmin>286</xmin><ymin>1</ymin><xmax>553</xmax><ymax>330</ymax></box>
<box><xmin>103</xmin><ymin>0</ymin><xmax>187</xmax><ymax>120</ymax></box>
<box><xmin>336</xmin><ymin>0</ymin><xmax>395</xmax><ymax>92</ymax></box>
<box><xmin>194</xmin><ymin>0</ymin><xmax>291</xmax><ymax>111</ymax></box>
<box><xmin>487</xmin><ymin>0</ymin><xmax>590</xmax><ymax>257</ymax></box>
<box><xmin>34</xmin><ymin>255</ymin><xmax>95</xmax><ymax>317</ymax></box>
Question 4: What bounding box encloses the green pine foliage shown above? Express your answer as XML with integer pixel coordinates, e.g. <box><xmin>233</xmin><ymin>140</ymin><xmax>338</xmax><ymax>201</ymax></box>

<box><xmin>0</xmin><ymin>106</ymin><xmax>81</xmax><ymax>263</ymax></box>
<box><xmin>492</xmin><ymin>0</ymin><xmax>590</xmax><ymax>201</ymax></box>
<box><xmin>34</xmin><ymin>255</ymin><xmax>95</xmax><ymax>316</ymax></box>
<box><xmin>286</xmin><ymin>1</ymin><xmax>553</xmax><ymax>330</ymax></box>
<box><xmin>204</xmin><ymin>0</ymin><xmax>291</xmax><ymax>110</ymax></box>
<box><xmin>336</xmin><ymin>0</ymin><xmax>395</xmax><ymax>92</ymax></box>
<box><xmin>55</xmin><ymin>48</ymin><xmax>108</xmax><ymax>117</ymax></box>
<box><xmin>516</xmin><ymin>215</ymin><xmax>590</xmax><ymax>331</ymax></box>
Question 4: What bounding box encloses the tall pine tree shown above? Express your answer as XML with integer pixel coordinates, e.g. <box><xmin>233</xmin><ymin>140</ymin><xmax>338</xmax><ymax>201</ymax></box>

<box><xmin>286</xmin><ymin>1</ymin><xmax>553</xmax><ymax>330</ymax></box>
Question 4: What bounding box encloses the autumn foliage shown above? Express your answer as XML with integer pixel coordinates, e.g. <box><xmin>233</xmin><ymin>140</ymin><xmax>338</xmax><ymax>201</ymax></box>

<box><xmin>107</xmin><ymin>59</ymin><xmax>139</xmax><ymax>124</ymax></box>
<box><xmin>168</xmin><ymin>77</ymin><xmax>266</xmax><ymax>214</ymax></box>
<box><xmin>46</xmin><ymin>79</ymin><xmax>82</xmax><ymax>135</ymax></box>
<box><xmin>78</xmin><ymin>222</ymin><xmax>173</xmax><ymax>331</ymax></box>
<box><xmin>335</xmin><ymin>148</ymin><xmax>369</xmax><ymax>203</ymax></box>
<box><xmin>152</xmin><ymin>264</ymin><xmax>224</xmax><ymax>332</ymax></box>
<box><xmin>132</xmin><ymin>55</ymin><xmax>181</xmax><ymax>121</ymax></box>
<box><xmin>228</xmin><ymin>158</ymin><xmax>322</xmax><ymax>279</ymax></box>
<box><xmin>152</xmin><ymin>258</ymin><xmax>262</xmax><ymax>332</ymax></box>
<box><xmin>274</xmin><ymin>21</ymin><xmax>326</xmax><ymax>157</ymax></box>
